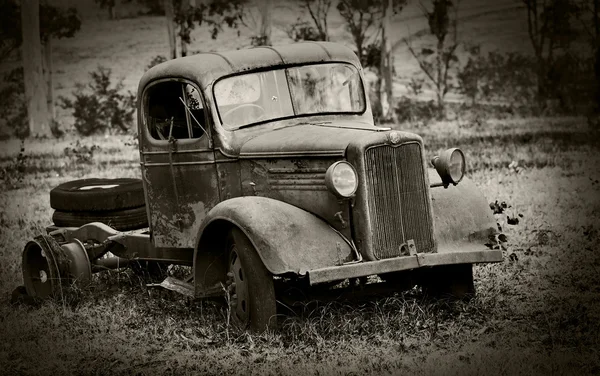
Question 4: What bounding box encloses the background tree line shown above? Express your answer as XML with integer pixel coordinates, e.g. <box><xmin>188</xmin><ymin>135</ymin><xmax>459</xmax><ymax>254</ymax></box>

<box><xmin>2</xmin><ymin>0</ymin><xmax>597</xmax><ymax>138</ymax></box>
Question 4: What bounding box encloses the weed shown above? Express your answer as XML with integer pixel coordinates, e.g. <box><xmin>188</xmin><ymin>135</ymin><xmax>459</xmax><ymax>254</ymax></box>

<box><xmin>59</xmin><ymin>66</ymin><xmax>136</xmax><ymax>136</ymax></box>
<box><xmin>0</xmin><ymin>68</ymin><xmax>28</xmax><ymax>139</ymax></box>
<box><xmin>0</xmin><ymin>139</ymin><xmax>27</xmax><ymax>189</ymax></box>
<box><xmin>63</xmin><ymin>140</ymin><xmax>101</xmax><ymax>165</ymax></box>
<box><xmin>146</xmin><ymin>54</ymin><xmax>167</xmax><ymax>71</ymax></box>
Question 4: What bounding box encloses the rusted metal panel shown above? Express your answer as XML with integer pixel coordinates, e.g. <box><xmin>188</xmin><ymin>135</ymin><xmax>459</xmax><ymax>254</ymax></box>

<box><xmin>417</xmin><ymin>246</ymin><xmax>503</xmax><ymax>266</ymax></box>
<box><xmin>214</xmin><ymin>150</ymin><xmax>242</xmax><ymax>201</ymax></box>
<box><xmin>429</xmin><ymin>176</ymin><xmax>498</xmax><ymax>247</ymax></box>
<box><xmin>195</xmin><ymin>196</ymin><xmax>355</xmax><ymax>275</ymax></box>
<box><xmin>143</xmin><ymin>157</ymin><xmax>219</xmax><ymax>248</ymax></box>
<box><xmin>308</xmin><ymin>246</ymin><xmax>502</xmax><ymax>285</ymax></box>
<box><xmin>240</xmin><ymin>158</ymin><xmax>353</xmax><ymax>238</ymax></box>
<box><xmin>239</xmin><ymin>122</ymin><xmax>375</xmax><ymax>158</ymax></box>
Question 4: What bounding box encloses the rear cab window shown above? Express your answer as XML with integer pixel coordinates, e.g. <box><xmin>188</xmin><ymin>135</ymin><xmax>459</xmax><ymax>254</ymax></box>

<box><xmin>145</xmin><ymin>81</ymin><xmax>207</xmax><ymax>141</ymax></box>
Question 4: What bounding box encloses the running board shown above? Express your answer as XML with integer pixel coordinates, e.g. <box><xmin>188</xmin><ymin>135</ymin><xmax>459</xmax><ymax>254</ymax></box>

<box><xmin>147</xmin><ymin>276</ymin><xmax>223</xmax><ymax>298</ymax></box>
<box><xmin>147</xmin><ymin>276</ymin><xmax>194</xmax><ymax>297</ymax></box>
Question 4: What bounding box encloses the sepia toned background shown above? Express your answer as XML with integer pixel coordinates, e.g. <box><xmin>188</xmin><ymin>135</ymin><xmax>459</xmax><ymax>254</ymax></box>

<box><xmin>0</xmin><ymin>0</ymin><xmax>599</xmax><ymax>374</ymax></box>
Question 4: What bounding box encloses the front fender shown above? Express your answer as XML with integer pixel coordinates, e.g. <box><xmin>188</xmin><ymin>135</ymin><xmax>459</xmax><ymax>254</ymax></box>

<box><xmin>429</xmin><ymin>171</ymin><xmax>497</xmax><ymax>251</ymax></box>
<box><xmin>195</xmin><ymin>196</ymin><xmax>354</xmax><ymax>276</ymax></box>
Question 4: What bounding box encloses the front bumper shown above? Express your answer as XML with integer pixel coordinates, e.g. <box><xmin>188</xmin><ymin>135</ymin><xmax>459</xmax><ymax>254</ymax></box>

<box><xmin>307</xmin><ymin>243</ymin><xmax>502</xmax><ymax>285</ymax></box>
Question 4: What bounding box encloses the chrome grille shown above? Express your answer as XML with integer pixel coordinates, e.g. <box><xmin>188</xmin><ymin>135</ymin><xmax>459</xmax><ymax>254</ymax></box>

<box><xmin>364</xmin><ymin>143</ymin><xmax>435</xmax><ymax>259</ymax></box>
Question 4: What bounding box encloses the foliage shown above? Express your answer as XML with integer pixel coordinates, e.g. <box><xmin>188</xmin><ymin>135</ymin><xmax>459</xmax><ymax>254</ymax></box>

<box><xmin>288</xmin><ymin>0</ymin><xmax>331</xmax><ymax>42</ymax></box>
<box><xmin>286</xmin><ymin>21</ymin><xmax>323</xmax><ymax>42</ymax></box>
<box><xmin>522</xmin><ymin>0</ymin><xmax>582</xmax><ymax>102</ymax></box>
<box><xmin>173</xmin><ymin>0</ymin><xmax>248</xmax><ymax>45</ymax></box>
<box><xmin>394</xmin><ymin>96</ymin><xmax>438</xmax><ymax>126</ymax></box>
<box><xmin>0</xmin><ymin>0</ymin><xmax>81</xmax><ymax>62</ymax></box>
<box><xmin>406</xmin><ymin>0</ymin><xmax>459</xmax><ymax>119</ymax></box>
<box><xmin>0</xmin><ymin>68</ymin><xmax>28</xmax><ymax>139</ymax></box>
<box><xmin>250</xmin><ymin>35</ymin><xmax>269</xmax><ymax>47</ymax></box>
<box><xmin>575</xmin><ymin>0</ymin><xmax>600</xmax><ymax>112</ymax></box>
<box><xmin>362</xmin><ymin>42</ymin><xmax>383</xmax><ymax>71</ymax></box>
<box><xmin>122</xmin><ymin>0</ymin><xmax>165</xmax><ymax>15</ymax></box>
<box><xmin>59</xmin><ymin>67</ymin><xmax>136</xmax><ymax>136</ymax></box>
<box><xmin>39</xmin><ymin>2</ymin><xmax>81</xmax><ymax>43</ymax></box>
<box><xmin>0</xmin><ymin>0</ymin><xmax>21</xmax><ymax>60</ymax></box>
<box><xmin>0</xmin><ymin>139</ymin><xmax>27</xmax><ymax>189</ymax></box>
<box><xmin>64</xmin><ymin>140</ymin><xmax>101</xmax><ymax>165</ymax></box>
<box><xmin>93</xmin><ymin>0</ymin><xmax>117</xmax><ymax>18</ymax></box>
<box><xmin>456</xmin><ymin>46</ymin><xmax>537</xmax><ymax>106</ymax></box>
<box><xmin>408</xmin><ymin>77</ymin><xmax>425</xmax><ymax>97</ymax></box>
<box><xmin>336</xmin><ymin>0</ymin><xmax>383</xmax><ymax>66</ymax></box>
<box><xmin>336</xmin><ymin>0</ymin><xmax>406</xmax><ymax>65</ymax></box>
<box><xmin>146</xmin><ymin>54</ymin><xmax>167</xmax><ymax>71</ymax></box>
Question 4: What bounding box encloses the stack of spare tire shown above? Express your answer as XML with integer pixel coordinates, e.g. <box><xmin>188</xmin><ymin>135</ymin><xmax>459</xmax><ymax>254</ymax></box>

<box><xmin>50</xmin><ymin>178</ymin><xmax>149</xmax><ymax>231</ymax></box>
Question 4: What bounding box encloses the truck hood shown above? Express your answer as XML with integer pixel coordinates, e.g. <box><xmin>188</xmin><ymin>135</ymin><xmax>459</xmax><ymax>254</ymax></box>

<box><xmin>239</xmin><ymin>122</ymin><xmax>389</xmax><ymax>158</ymax></box>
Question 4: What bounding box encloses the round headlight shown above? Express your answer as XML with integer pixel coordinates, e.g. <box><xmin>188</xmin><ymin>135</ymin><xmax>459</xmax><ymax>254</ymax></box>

<box><xmin>432</xmin><ymin>148</ymin><xmax>465</xmax><ymax>185</ymax></box>
<box><xmin>325</xmin><ymin>161</ymin><xmax>358</xmax><ymax>198</ymax></box>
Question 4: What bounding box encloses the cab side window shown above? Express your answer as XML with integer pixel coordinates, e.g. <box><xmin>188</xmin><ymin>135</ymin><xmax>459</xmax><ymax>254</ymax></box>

<box><xmin>146</xmin><ymin>81</ymin><xmax>206</xmax><ymax>141</ymax></box>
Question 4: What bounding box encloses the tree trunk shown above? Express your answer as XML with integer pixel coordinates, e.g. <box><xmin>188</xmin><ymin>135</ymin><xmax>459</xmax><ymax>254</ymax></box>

<box><xmin>164</xmin><ymin>0</ymin><xmax>177</xmax><ymax>59</ymax></box>
<box><xmin>379</xmin><ymin>0</ymin><xmax>393</xmax><ymax>120</ymax></box>
<box><xmin>258</xmin><ymin>0</ymin><xmax>273</xmax><ymax>46</ymax></box>
<box><xmin>436</xmin><ymin>38</ymin><xmax>445</xmax><ymax>119</ymax></box>
<box><xmin>21</xmin><ymin>0</ymin><xmax>50</xmax><ymax>137</ymax></box>
<box><xmin>594</xmin><ymin>0</ymin><xmax>600</xmax><ymax>113</ymax></box>
<box><xmin>42</xmin><ymin>39</ymin><xmax>54</xmax><ymax>121</ymax></box>
<box><xmin>179</xmin><ymin>0</ymin><xmax>190</xmax><ymax>56</ymax></box>
<box><xmin>108</xmin><ymin>5</ymin><xmax>115</xmax><ymax>19</ymax></box>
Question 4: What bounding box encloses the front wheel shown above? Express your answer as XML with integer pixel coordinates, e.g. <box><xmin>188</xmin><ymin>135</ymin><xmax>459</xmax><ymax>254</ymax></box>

<box><xmin>226</xmin><ymin>228</ymin><xmax>277</xmax><ymax>332</ymax></box>
<box><xmin>419</xmin><ymin>264</ymin><xmax>475</xmax><ymax>300</ymax></box>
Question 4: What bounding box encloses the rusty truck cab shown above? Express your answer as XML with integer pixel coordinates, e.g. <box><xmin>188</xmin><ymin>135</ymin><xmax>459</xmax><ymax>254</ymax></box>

<box><xmin>137</xmin><ymin>43</ymin><xmax>374</xmax><ymax>252</ymax></box>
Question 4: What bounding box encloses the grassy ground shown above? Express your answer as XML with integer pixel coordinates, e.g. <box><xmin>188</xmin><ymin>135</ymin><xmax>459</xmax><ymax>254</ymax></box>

<box><xmin>0</xmin><ymin>117</ymin><xmax>599</xmax><ymax>375</ymax></box>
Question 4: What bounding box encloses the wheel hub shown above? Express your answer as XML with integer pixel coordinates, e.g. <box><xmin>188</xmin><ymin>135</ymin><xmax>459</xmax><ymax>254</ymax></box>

<box><xmin>229</xmin><ymin>248</ymin><xmax>249</xmax><ymax>325</ymax></box>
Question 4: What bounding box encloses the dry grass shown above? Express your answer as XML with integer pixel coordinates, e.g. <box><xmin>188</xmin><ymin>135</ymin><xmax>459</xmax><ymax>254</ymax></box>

<box><xmin>1</xmin><ymin>117</ymin><xmax>599</xmax><ymax>375</ymax></box>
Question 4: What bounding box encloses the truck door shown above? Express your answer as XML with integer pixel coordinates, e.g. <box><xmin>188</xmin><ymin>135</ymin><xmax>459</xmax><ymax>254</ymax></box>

<box><xmin>140</xmin><ymin>79</ymin><xmax>218</xmax><ymax>249</ymax></box>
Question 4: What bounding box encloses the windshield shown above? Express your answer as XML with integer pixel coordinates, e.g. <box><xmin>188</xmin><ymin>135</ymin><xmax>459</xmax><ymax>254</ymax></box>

<box><xmin>213</xmin><ymin>63</ymin><xmax>365</xmax><ymax>130</ymax></box>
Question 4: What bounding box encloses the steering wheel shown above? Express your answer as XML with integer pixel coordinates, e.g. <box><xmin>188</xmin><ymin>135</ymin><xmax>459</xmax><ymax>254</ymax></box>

<box><xmin>222</xmin><ymin>104</ymin><xmax>267</xmax><ymax>125</ymax></box>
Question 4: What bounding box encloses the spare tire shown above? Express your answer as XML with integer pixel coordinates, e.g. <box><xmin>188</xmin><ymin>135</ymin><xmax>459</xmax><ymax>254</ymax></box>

<box><xmin>50</xmin><ymin>178</ymin><xmax>145</xmax><ymax>212</ymax></box>
<box><xmin>52</xmin><ymin>207</ymin><xmax>148</xmax><ymax>231</ymax></box>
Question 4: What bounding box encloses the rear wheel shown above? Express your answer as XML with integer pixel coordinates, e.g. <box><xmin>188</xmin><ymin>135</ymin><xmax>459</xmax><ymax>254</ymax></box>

<box><xmin>226</xmin><ymin>228</ymin><xmax>276</xmax><ymax>333</ymax></box>
<box><xmin>22</xmin><ymin>235</ymin><xmax>92</xmax><ymax>299</ymax></box>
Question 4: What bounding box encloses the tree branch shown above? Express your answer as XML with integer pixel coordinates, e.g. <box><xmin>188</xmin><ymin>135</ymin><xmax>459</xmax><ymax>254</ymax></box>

<box><xmin>405</xmin><ymin>38</ymin><xmax>436</xmax><ymax>85</ymax></box>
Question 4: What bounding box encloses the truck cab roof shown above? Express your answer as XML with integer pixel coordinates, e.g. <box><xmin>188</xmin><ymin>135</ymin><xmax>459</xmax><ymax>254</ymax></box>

<box><xmin>138</xmin><ymin>42</ymin><xmax>362</xmax><ymax>95</ymax></box>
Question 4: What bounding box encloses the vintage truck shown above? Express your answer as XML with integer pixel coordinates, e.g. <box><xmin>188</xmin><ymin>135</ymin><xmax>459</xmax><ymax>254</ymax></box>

<box><xmin>20</xmin><ymin>41</ymin><xmax>502</xmax><ymax>332</ymax></box>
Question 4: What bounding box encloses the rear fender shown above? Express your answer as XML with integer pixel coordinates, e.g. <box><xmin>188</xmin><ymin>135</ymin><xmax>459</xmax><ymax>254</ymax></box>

<box><xmin>192</xmin><ymin>196</ymin><xmax>354</xmax><ymax>296</ymax></box>
<box><xmin>429</xmin><ymin>172</ymin><xmax>497</xmax><ymax>252</ymax></box>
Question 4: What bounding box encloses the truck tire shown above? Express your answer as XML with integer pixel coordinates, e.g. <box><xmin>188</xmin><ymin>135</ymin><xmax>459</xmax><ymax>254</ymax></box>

<box><xmin>420</xmin><ymin>264</ymin><xmax>475</xmax><ymax>300</ymax></box>
<box><xmin>226</xmin><ymin>228</ymin><xmax>277</xmax><ymax>333</ymax></box>
<box><xmin>50</xmin><ymin>178</ymin><xmax>145</xmax><ymax>212</ymax></box>
<box><xmin>52</xmin><ymin>206</ymin><xmax>148</xmax><ymax>231</ymax></box>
